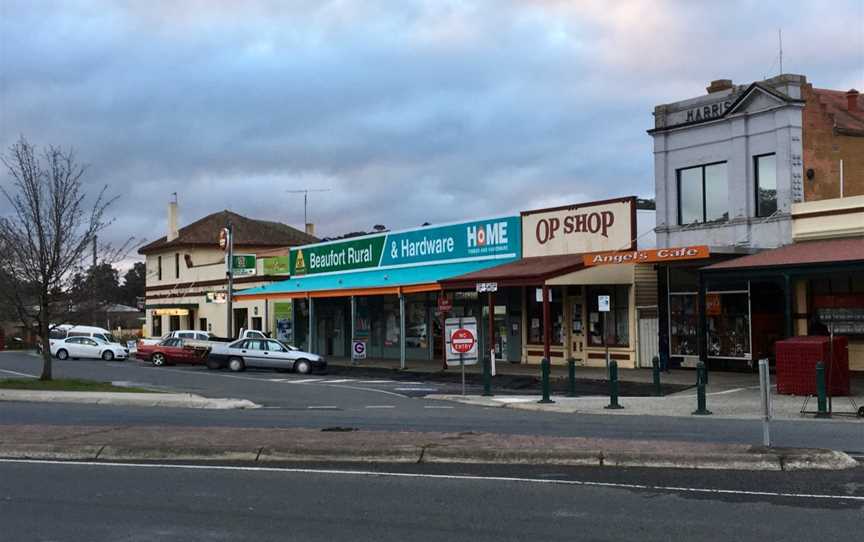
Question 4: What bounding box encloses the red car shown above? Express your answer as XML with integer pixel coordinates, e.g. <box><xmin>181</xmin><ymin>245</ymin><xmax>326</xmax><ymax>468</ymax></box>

<box><xmin>136</xmin><ymin>338</ymin><xmax>208</xmax><ymax>366</ymax></box>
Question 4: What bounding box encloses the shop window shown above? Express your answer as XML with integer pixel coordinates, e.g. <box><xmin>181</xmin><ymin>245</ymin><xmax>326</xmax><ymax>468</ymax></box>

<box><xmin>406</xmin><ymin>296</ymin><xmax>429</xmax><ymax>350</ymax></box>
<box><xmin>527</xmin><ymin>287</ymin><xmax>564</xmax><ymax>345</ymax></box>
<box><xmin>755</xmin><ymin>153</ymin><xmax>777</xmax><ymax>217</ymax></box>
<box><xmin>677</xmin><ymin>162</ymin><xmax>728</xmax><ymax>225</ymax></box>
<box><xmin>669</xmin><ymin>293</ymin><xmax>698</xmax><ymax>356</ymax></box>
<box><xmin>199</xmin><ymin>318</ymin><xmax>207</xmax><ymax>332</ymax></box>
<box><xmin>169</xmin><ymin>315</ymin><xmax>180</xmax><ymax>332</ymax></box>
<box><xmin>587</xmin><ymin>286</ymin><xmax>630</xmax><ymax>347</ymax></box>
<box><xmin>152</xmin><ymin>314</ymin><xmax>162</xmax><ymax>337</ymax></box>
<box><xmin>706</xmin><ymin>291</ymin><xmax>751</xmax><ymax>359</ymax></box>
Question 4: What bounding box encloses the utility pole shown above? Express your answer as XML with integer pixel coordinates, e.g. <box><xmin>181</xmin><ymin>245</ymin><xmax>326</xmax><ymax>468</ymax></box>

<box><xmin>286</xmin><ymin>188</ymin><xmax>331</xmax><ymax>226</ymax></box>
<box><xmin>221</xmin><ymin>222</ymin><xmax>234</xmax><ymax>338</ymax></box>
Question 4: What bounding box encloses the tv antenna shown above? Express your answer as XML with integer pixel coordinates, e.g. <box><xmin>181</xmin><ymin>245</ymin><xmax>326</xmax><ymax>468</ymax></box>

<box><xmin>778</xmin><ymin>28</ymin><xmax>783</xmax><ymax>74</ymax></box>
<box><xmin>286</xmin><ymin>188</ymin><xmax>331</xmax><ymax>225</ymax></box>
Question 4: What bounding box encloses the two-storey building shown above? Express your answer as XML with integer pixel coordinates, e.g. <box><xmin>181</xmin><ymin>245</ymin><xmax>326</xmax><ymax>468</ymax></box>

<box><xmin>138</xmin><ymin>202</ymin><xmax>316</xmax><ymax>338</ymax></box>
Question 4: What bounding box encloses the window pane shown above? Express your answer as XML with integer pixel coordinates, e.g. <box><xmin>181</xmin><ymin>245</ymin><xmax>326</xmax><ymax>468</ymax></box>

<box><xmin>705</xmin><ymin>163</ymin><xmax>728</xmax><ymax>221</ymax></box>
<box><xmin>756</xmin><ymin>154</ymin><xmax>777</xmax><ymax>217</ymax></box>
<box><xmin>678</xmin><ymin>167</ymin><xmax>703</xmax><ymax>224</ymax></box>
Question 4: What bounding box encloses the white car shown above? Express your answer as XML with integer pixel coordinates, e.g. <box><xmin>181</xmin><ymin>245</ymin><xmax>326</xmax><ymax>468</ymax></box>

<box><xmin>51</xmin><ymin>336</ymin><xmax>129</xmax><ymax>361</ymax></box>
<box><xmin>207</xmin><ymin>338</ymin><xmax>326</xmax><ymax>374</ymax></box>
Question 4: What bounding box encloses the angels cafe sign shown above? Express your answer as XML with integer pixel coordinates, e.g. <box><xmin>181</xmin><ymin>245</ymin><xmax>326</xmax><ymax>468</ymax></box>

<box><xmin>521</xmin><ymin>197</ymin><xmax>636</xmax><ymax>258</ymax></box>
<box><xmin>583</xmin><ymin>245</ymin><xmax>710</xmax><ymax>267</ymax></box>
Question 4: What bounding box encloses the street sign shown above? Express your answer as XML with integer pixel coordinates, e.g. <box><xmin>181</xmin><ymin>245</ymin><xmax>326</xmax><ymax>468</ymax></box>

<box><xmin>231</xmin><ymin>254</ymin><xmax>257</xmax><ymax>277</ymax></box>
<box><xmin>219</xmin><ymin>228</ymin><xmax>230</xmax><ymax>251</ymax></box>
<box><xmin>598</xmin><ymin>295</ymin><xmax>610</xmax><ymax>312</ymax></box>
<box><xmin>437</xmin><ymin>295</ymin><xmax>453</xmax><ymax>313</ymax></box>
<box><xmin>352</xmin><ymin>340</ymin><xmax>367</xmax><ymax>360</ymax></box>
<box><xmin>475</xmin><ymin>282</ymin><xmax>498</xmax><ymax>293</ymax></box>
<box><xmin>445</xmin><ymin>317</ymin><xmax>478</xmax><ymax>366</ymax></box>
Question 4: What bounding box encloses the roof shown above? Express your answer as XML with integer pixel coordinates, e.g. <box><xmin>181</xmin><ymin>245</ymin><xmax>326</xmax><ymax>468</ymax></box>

<box><xmin>235</xmin><ymin>260</ymin><xmax>511</xmax><ymax>299</ymax></box>
<box><xmin>702</xmin><ymin>238</ymin><xmax>864</xmax><ymax>272</ymax></box>
<box><xmin>439</xmin><ymin>254</ymin><xmax>585</xmax><ymax>289</ymax></box>
<box><xmin>809</xmin><ymin>87</ymin><xmax>864</xmax><ymax>136</ymax></box>
<box><xmin>138</xmin><ymin>210</ymin><xmax>318</xmax><ymax>255</ymax></box>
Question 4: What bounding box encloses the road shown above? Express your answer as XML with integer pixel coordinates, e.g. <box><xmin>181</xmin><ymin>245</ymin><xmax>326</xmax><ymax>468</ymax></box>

<box><xmin>2</xmin><ymin>351</ymin><xmax>864</xmax><ymax>453</ymax></box>
<box><xmin>1</xmin><ymin>460</ymin><xmax>862</xmax><ymax>541</ymax></box>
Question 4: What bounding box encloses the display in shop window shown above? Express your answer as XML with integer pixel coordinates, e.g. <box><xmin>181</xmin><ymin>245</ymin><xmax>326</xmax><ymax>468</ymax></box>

<box><xmin>706</xmin><ymin>292</ymin><xmax>750</xmax><ymax>359</ymax></box>
<box><xmin>669</xmin><ymin>293</ymin><xmax>698</xmax><ymax>356</ymax></box>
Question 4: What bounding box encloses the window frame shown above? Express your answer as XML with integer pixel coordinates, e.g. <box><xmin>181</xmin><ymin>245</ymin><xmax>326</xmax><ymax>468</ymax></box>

<box><xmin>677</xmin><ymin>161</ymin><xmax>728</xmax><ymax>225</ymax></box>
<box><xmin>174</xmin><ymin>253</ymin><xmax>180</xmax><ymax>279</ymax></box>
<box><xmin>157</xmin><ymin>256</ymin><xmax>162</xmax><ymax>281</ymax></box>
<box><xmin>754</xmin><ymin>153</ymin><xmax>777</xmax><ymax>218</ymax></box>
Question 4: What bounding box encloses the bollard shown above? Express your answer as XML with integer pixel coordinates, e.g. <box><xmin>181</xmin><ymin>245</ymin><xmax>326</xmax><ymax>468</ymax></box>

<box><xmin>567</xmin><ymin>357</ymin><xmax>576</xmax><ymax>397</ymax></box>
<box><xmin>482</xmin><ymin>353</ymin><xmax>492</xmax><ymax>397</ymax></box>
<box><xmin>692</xmin><ymin>361</ymin><xmax>712</xmax><ymax>415</ymax></box>
<box><xmin>605</xmin><ymin>360</ymin><xmax>623</xmax><ymax>409</ymax></box>
<box><xmin>538</xmin><ymin>357</ymin><xmax>554</xmax><ymax>404</ymax></box>
<box><xmin>758</xmin><ymin>358</ymin><xmax>771</xmax><ymax>447</ymax></box>
<box><xmin>815</xmin><ymin>362</ymin><xmax>830</xmax><ymax>418</ymax></box>
<box><xmin>652</xmin><ymin>355</ymin><xmax>662</xmax><ymax>397</ymax></box>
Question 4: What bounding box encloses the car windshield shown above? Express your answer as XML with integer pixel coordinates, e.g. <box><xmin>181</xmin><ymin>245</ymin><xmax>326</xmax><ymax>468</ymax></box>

<box><xmin>91</xmin><ymin>337</ymin><xmax>110</xmax><ymax>345</ymax></box>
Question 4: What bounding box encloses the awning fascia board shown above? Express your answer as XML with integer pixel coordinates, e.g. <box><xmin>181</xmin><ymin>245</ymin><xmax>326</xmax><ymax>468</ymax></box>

<box><xmin>235</xmin><ymin>283</ymin><xmax>441</xmax><ymax>301</ymax></box>
<box><xmin>546</xmin><ymin>263</ymin><xmax>636</xmax><ymax>286</ymax></box>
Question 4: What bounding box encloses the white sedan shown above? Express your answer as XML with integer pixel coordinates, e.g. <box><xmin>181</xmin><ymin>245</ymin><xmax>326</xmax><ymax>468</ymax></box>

<box><xmin>50</xmin><ymin>336</ymin><xmax>129</xmax><ymax>361</ymax></box>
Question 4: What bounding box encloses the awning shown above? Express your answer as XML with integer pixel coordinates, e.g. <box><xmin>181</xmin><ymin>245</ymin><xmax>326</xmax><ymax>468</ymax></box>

<box><xmin>546</xmin><ymin>263</ymin><xmax>636</xmax><ymax>286</ymax></box>
<box><xmin>702</xmin><ymin>238</ymin><xmax>864</xmax><ymax>273</ymax></box>
<box><xmin>235</xmin><ymin>260</ymin><xmax>513</xmax><ymax>300</ymax></box>
<box><xmin>439</xmin><ymin>254</ymin><xmax>585</xmax><ymax>289</ymax></box>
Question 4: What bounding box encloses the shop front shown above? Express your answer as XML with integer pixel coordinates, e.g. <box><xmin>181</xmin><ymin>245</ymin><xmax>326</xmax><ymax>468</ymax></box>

<box><xmin>236</xmin><ymin>215</ymin><xmax>522</xmax><ymax>367</ymax></box>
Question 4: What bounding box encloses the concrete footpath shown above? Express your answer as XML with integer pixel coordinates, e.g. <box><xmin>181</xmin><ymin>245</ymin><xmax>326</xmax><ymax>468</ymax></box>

<box><xmin>0</xmin><ymin>424</ymin><xmax>856</xmax><ymax>472</ymax></box>
<box><xmin>0</xmin><ymin>390</ymin><xmax>258</xmax><ymax>410</ymax></box>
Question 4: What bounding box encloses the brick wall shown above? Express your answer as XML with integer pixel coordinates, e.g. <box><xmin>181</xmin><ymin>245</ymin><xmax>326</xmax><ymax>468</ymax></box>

<box><xmin>802</xmin><ymin>84</ymin><xmax>864</xmax><ymax>200</ymax></box>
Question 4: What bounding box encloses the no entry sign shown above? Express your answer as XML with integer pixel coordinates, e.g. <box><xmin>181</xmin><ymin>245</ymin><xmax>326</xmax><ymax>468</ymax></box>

<box><xmin>445</xmin><ymin>317</ymin><xmax>478</xmax><ymax>366</ymax></box>
<box><xmin>451</xmin><ymin>328</ymin><xmax>476</xmax><ymax>354</ymax></box>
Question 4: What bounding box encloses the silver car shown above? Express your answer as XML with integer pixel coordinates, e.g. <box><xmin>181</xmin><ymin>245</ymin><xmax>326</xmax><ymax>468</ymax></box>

<box><xmin>207</xmin><ymin>338</ymin><xmax>326</xmax><ymax>374</ymax></box>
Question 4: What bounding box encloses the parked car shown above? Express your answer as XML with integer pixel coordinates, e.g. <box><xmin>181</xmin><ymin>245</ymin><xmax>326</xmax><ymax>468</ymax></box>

<box><xmin>50</xmin><ymin>336</ymin><xmax>129</xmax><ymax>361</ymax></box>
<box><xmin>39</xmin><ymin>325</ymin><xmax>122</xmax><ymax>353</ymax></box>
<box><xmin>206</xmin><ymin>338</ymin><xmax>326</xmax><ymax>374</ymax></box>
<box><xmin>135</xmin><ymin>338</ymin><xmax>209</xmax><ymax>366</ymax></box>
<box><xmin>137</xmin><ymin>328</ymin><xmax>267</xmax><ymax>347</ymax></box>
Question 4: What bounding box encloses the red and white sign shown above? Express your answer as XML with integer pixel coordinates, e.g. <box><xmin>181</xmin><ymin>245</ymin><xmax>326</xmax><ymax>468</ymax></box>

<box><xmin>521</xmin><ymin>198</ymin><xmax>635</xmax><ymax>258</ymax></box>
<box><xmin>219</xmin><ymin>228</ymin><xmax>230</xmax><ymax>251</ymax></box>
<box><xmin>437</xmin><ymin>295</ymin><xmax>453</xmax><ymax>313</ymax></box>
<box><xmin>450</xmin><ymin>328</ymin><xmax>476</xmax><ymax>354</ymax></box>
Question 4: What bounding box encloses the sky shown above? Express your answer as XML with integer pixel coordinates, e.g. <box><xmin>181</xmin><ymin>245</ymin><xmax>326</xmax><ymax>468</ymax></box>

<box><xmin>1</xmin><ymin>0</ymin><xmax>863</xmax><ymax>264</ymax></box>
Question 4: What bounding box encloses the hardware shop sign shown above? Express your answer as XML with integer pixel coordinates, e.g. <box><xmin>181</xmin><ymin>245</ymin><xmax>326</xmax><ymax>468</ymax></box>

<box><xmin>290</xmin><ymin>216</ymin><xmax>521</xmax><ymax>276</ymax></box>
<box><xmin>521</xmin><ymin>198</ymin><xmax>635</xmax><ymax>258</ymax></box>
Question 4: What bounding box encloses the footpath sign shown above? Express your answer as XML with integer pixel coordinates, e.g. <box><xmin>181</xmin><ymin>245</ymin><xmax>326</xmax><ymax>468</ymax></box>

<box><xmin>445</xmin><ymin>317</ymin><xmax>478</xmax><ymax>367</ymax></box>
<box><xmin>352</xmin><ymin>339</ymin><xmax>367</xmax><ymax>361</ymax></box>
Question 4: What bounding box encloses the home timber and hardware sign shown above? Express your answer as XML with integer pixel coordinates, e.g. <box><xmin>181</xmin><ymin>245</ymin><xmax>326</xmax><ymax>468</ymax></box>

<box><xmin>289</xmin><ymin>216</ymin><xmax>521</xmax><ymax>276</ymax></box>
<box><xmin>231</xmin><ymin>254</ymin><xmax>257</xmax><ymax>277</ymax></box>
<box><xmin>583</xmin><ymin>245</ymin><xmax>710</xmax><ymax>266</ymax></box>
<box><xmin>262</xmin><ymin>256</ymin><xmax>290</xmax><ymax>276</ymax></box>
<box><xmin>522</xmin><ymin>198</ymin><xmax>635</xmax><ymax>258</ymax></box>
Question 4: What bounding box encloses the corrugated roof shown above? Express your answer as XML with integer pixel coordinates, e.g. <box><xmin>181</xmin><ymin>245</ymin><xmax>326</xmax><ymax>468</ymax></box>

<box><xmin>138</xmin><ymin>210</ymin><xmax>317</xmax><ymax>255</ymax></box>
<box><xmin>809</xmin><ymin>87</ymin><xmax>864</xmax><ymax>135</ymax></box>
<box><xmin>703</xmin><ymin>238</ymin><xmax>864</xmax><ymax>271</ymax></box>
<box><xmin>439</xmin><ymin>254</ymin><xmax>585</xmax><ymax>288</ymax></box>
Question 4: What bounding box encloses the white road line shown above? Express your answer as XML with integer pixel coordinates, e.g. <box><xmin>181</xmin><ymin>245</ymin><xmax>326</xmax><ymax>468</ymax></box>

<box><xmin>394</xmin><ymin>387</ymin><xmax>438</xmax><ymax>392</ymax></box>
<box><xmin>288</xmin><ymin>379</ymin><xmax>324</xmax><ymax>384</ymax></box>
<box><xmin>324</xmin><ymin>379</ymin><xmax>355</xmax><ymax>384</ymax></box>
<box><xmin>424</xmin><ymin>406</ymin><xmax>454</xmax><ymax>409</ymax></box>
<box><xmin>0</xmin><ymin>368</ymin><xmax>38</xmax><ymax>378</ymax></box>
<box><xmin>364</xmin><ymin>405</ymin><xmax>395</xmax><ymax>409</ymax></box>
<box><xmin>356</xmin><ymin>380</ymin><xmax>396</xmax><ymax>384</ymax></box>
<box><xmin>3</xmin><ymin>459</ymin><xmax>863</xmax><ymax>503</ymax></box>
<box><xmin>325</xmin><ymin>384</ymin><xmax>408</xmax><ymax>399</ymax></box>
<box><xmin>268</xmin><ymin>379</ymin><xmax>288</xmax><ymax>382</ymax></box>
<box><xmin>307</xmin><ymin>405</ymin><xmax>339</xmax><ymax>410</ymax></box>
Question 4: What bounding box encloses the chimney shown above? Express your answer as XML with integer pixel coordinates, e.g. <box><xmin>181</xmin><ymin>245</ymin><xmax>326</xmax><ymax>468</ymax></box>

<box><xmin>706</xmin><ymin>79</ymin><xmax>733</xmax><ymax>94</ymax></box>
<box><xmin>847</xmin><ymin>89</ymin><xmax>859</xmax><ymax>112</ymax></box>
<box><xmin>167</xmin><ymin>194</ymin><xmax>179</xmax><ymax>242</ymax></box>
<box><xmin>305</xmin><ymin>222</ymin><xmax>315</xmax><ymax>236</ymax></box>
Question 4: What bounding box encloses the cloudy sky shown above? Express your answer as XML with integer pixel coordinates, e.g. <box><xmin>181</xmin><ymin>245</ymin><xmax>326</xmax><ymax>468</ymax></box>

<box><xmin>1</xmin><ymin>0</ymin><xmax>863</xmax><ymax>262</ymax></box>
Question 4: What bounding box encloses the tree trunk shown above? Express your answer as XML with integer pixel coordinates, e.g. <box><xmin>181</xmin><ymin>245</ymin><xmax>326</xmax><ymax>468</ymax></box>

<box><xmin>39</xmin><ymin>301</ymin><xmax>52</xmax><ymax>381</ymax></box>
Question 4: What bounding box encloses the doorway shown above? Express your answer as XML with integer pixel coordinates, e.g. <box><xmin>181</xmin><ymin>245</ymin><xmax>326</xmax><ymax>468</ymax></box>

<box><xmin>233</xmin><ymin>308</ymin><xmax>248</xmax><ymax>338</ymax></box>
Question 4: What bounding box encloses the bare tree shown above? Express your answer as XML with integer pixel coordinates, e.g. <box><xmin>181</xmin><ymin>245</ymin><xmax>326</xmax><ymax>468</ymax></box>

<box><xmin>0</xmin><ymin>136</ymin><xmax>116</xmax><ymax>380</ymax></box>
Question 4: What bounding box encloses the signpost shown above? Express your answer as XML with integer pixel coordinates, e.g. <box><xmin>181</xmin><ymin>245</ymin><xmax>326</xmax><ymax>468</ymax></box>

<box><xmin>222</xmin><ymin>225</ymin><xmax>233</xmax><ymax>337</ymax></box>
<box><xmin>445</xmin><ymin>317</ymin><xmax>478</xmax><ymax>395</ymax></box>
<box><xmin>475</xmin><ymin>282</ymin><xmax>498</xmax><ymax>381</ymax></box>
<box><xmin>352</xmin><ymin>339</ymin><xmax>367</xmax><ymax>361</ymax></box>
<box><xmin>598</xmin><ymin>294</ymin><xmax>610</xmax><ymax>369</ymax></box>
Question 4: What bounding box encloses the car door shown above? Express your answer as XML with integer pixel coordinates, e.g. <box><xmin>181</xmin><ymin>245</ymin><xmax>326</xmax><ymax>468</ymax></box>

<box><xmin>246</xmin><ymin>339</ymin><xmax>273</xmax><ymax>368</ymax></box>
<box><xmin>62</xmin><ymin>337</ymin><xmax>82</xmax><ymax>357</ymax></box>
<box><xmin>264</xmin><ymin>340</ymin><xmax>295</xmax><ymax>370</ymax></box>
<box><xmin>79</xmin><ymin>338</ymin><xmax>101</xmax><ymax>359</ymax></box>
<box><xmin>230</xmin><ymin>339</ymin><xmax>260</xmax><ymax>368</ymax></box>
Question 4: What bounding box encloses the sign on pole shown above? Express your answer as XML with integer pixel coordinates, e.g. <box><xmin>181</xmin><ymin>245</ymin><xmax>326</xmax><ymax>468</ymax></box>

<box><xmin>219</xmin><ymin>227</ymin><xmax>230</xmax><ymax>251</ymax></box>
<box><xmin>475</xmin><ymin>282</ymin><xmax>498</xmax><ymax>293</ymax></box>
<box><xmin>352</xmin><ymin>339</ymin><xmax>367</xmax><ymax>360</ymax></box>
<box><xmin>231</xmin><ymin>254</ymin><xmax>257</xmax><ymax>277</ymax></box>
<box><xmin>445</xmin><ymin>317</ymin><xmax>478</xmax><ymax>367</ymax></box>
<box><xmin>598</xmin><ymin>295</ymin><xmax>611</xmax><ymax>312</ymax></box>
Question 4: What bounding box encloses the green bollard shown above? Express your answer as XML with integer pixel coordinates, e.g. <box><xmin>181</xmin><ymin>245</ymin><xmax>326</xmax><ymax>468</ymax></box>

<box><xmin>652</xmin><ymin>355</ymin><xmax>662</xmax><ymax>397</ymax></box>
<box><xmin>538</xmin><ymin>357</ymin><xmax>554</xmax><ymax>404</ymax></box>
<box><xmin>692</xmin><ymin>361</ymin><xmax>712</xmax><ymax>415</ymax></box>
<box><xmin>567</xmin><ymin>357</ymin><xmax>576</xmax><ymax>397</ymax></box>
<box><xmin>482</xmin><ymin>354</ymin><xmax>492</xmax><ymax>397</ymax></box>
<box><xmin>605</xmin><ymin>360</ymin><xmax>623</xmax><ymax>409</ymax></box>
<box><xmin>815</xmin><ymin>362</ymin><xmax>830</xmax><ymax>418</ymax></box>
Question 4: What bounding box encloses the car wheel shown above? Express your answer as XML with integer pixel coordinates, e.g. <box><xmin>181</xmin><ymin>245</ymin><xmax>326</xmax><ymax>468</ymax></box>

<box><xmin>228</xmin><ymin>357</ymin><xmax>245</xmax><ymax>372</ymax></box>
<box><xmin>102</xmin><ymin>350</ymin><xmax>115</xmax><ymax>361</ymax></box>
<box><xmin>206</xmin><ymin>359</ymin><xmax>222</xmax><ymax>370</ymax></box>
<box><xmin>152</xmin><ymin>353</ymin><xmax>166</xmax><ymax>367</ymax></box>
<box><xmin>294</xmin><ymin>359</ymin><xmax>311</xmax><ymax>374</ymax></box>
<box><xmin>56</xmin><ymin>349</ymin><xmax>69</xmax><ymax>361</ymax></box>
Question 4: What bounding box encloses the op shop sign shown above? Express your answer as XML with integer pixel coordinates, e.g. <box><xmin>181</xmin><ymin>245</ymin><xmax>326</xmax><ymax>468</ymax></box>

<box><xmin>290</xmin><ymin>216</ymin><xmax>521</xmax><ymax>276</ymax></box>
<box><xmin>521</xmin><ymin>197</ymin><xmax>635</xmax><ymax>258</ymax></box>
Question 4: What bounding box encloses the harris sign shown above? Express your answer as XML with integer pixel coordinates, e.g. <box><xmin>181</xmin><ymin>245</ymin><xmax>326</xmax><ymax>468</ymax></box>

<box><xmin>290</xmin><ymin>216</ymin><xmax>521</xmax><ymax>276</ymax></box>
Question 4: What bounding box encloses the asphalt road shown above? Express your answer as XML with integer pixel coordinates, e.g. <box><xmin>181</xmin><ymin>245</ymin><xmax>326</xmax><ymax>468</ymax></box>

<box><xmin>1</xmin><ymin>460</ymin><xmax>862</xmax><ymax>542</ymax></box>
<box><xmin>2</xmin><ymin>351</ymin><xmax>864</xmax><ymax>453</ymax></box>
